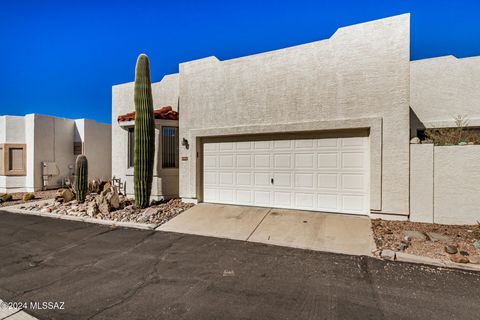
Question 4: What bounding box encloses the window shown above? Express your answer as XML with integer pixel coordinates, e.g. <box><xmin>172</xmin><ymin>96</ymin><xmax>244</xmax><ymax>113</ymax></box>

<box><xmin>73</xmin><ymin>142</ymin><xmax>83</xmax><ymax>155</ymax></box>
<box><xmin>128</xmin><ymin>127</ymin><xmax>134</xmax><ymax>168</ymax></box>
<box><xmin>162</xmin><ymin>127</ymin><xmax>179</xmax><ymax>168</ymax></box>
<box><xmin>0</xmin><ymin>144</ymin><xmax>26</xmax><ymax>176</ymax></box>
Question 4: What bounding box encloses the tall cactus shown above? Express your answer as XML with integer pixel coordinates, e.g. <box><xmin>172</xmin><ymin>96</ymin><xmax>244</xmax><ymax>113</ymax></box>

<box><xmin>74</xmin><ymin>155</ymin><xmax>88</xmax><ymax>203</ymax></box>
<box><xmin>133</xmin><ymin>54</ymin><xmax>155</xmax><ymax>208</ymax></box>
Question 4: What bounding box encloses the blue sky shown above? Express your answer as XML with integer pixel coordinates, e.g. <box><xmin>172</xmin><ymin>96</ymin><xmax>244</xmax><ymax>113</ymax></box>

<box><xmin>0</xmin><ymin>0</ymin><xmax>479</xmax><ymax>124</ymax></box>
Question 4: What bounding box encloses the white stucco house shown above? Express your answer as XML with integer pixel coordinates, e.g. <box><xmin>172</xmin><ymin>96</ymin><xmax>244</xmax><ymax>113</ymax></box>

<box><xmin>112</xmin><ymin>14</ymin><xmax>480</xmax><ymax>224</ymax></box>
<box><xmin>0</xmin><ymin>114</ymin><xmax>111</xmax><ymax>193</ymax></box>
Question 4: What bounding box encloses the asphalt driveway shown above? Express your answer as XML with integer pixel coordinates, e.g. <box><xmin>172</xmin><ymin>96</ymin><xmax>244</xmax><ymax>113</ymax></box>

<box><xmin>1</xmin><ymin>211</ymin><xmax>480</xmax><ymax>320</ymax></box>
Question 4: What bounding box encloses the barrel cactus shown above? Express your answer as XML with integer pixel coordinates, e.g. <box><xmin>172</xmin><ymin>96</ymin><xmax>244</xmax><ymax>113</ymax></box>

<box><xmin>74</xmin><ymin>155</ymin><xmax>88</xmax><ymax>203</ymax></box>
<box><xmin>133</xmin><ymin>54</ymin><xmax>155</xmax><ymax>208</ymax></box>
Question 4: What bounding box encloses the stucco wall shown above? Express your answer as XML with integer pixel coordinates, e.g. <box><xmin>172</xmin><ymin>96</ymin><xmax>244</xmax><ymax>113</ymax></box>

<box><xmin>112</xmin><ymin>74</ymin><xmax>179</xmax><ymax>199</ymax></box>
<box><xmin>179</xmin><ymin>14</ymin><xmax>411</xmax><ymax>215</ymax></box>
<box><xmin>82</xmin><ymin>119</ymin><xmax>112</xmax><ymax>180</ymax></box>
<box><xmin>31</xmin><ymin>115</ymin><xmax>76</xmax><ymax>191</ymax></box>
<box><xmin>0</xmin><ymin>117</ymin><xmax>4</xmax><ymax>142</ymax></box>
<box><xmin>1</xmin><ymin>116</ymin><xmax>25</xmax><ymax>143</ymax></box>
<box><xmin>410</xmin><ymin>144</ymin><xmax>480</xmax><ymax>225</ymax></box>
<box><xmin>410</xmin><ymin>55</ymin><xmax>480</xmax><ymax>130</ymax></box>
<box><xmin>410</xmin><ymin>144</ymin><xmax>434</xmax><ymax>223</ymax></box>
<box><xmin>434</xmin><ymin>146</ymin><xmax>480</xmax><ymax>225</ymax></box>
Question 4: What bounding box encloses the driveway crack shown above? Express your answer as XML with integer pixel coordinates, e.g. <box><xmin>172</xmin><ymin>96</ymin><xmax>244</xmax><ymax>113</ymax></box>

<box><xmin>86</xmin><ymin>248</ymin><xmax>169</xmax><ymax>320</ymax></box>
<box><xmin>246</xmin><ymin>208</ymin><xmax>272</xmax><ymax>241</ymax></box>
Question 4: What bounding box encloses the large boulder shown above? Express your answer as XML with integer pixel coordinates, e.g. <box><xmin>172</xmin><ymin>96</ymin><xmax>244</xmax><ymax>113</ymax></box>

<box><xmin>102</xmin><ymin>181</ymin><xmax>112</xmax><ymax>192</ymax></box>
<box><xmin>55</xmin><ymin>189</ymin><xmax>74</xmax><ymax>203</ymax></box>
<box><xmin>95</xmin><ymin>187</ymin><xmax>120</xmax><ymax>214</ymax></box>
<box><xmin>88</xmin><ymin>180</ymin><xmax>100</xmax><ymax>194</ymax></box>
<box><xmin>86</xmin><ymin>203</ymin><xmax>98</xmax><ymax>217</ymax></box>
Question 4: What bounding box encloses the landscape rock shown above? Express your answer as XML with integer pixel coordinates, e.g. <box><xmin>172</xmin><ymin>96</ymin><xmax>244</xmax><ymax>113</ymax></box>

<box><xmin>89</xmin><ymin>180</ymin><xmax>101</xmax><ymax>194</ymax></box>
<box><xmin>410</xmin><ymin>137</ymin><xmax>421</xmax><ymax>144</ymax></box>
<box><xmin>380</xmin><ymin>249</ymin><xmax>396</xmax><ymax>261</ymax></box>
<box><xmin>87</xmin><ymin>204</ymin><xmax>98</xmax><ymax>217</ymax></box>
<box><xmin>444</xmin><ymin>245</ymin><xmax>458</xmax><ymax>254</ymax></box>
<box><xmin>468</xmin><ymin>256</ymin><xmax>480</xmax><ymax>264</ymax></box>
<box><xmin>403</xmin><ymin>230</ymin><xmax>427</xmax><ymax>241</ymax></box>
<box><xmin>98</xmin><ymin>199</ymin><xmax>110</xmax><ymax>214</ymax></box>
<box><xmin>55</xmin><ymin>189</ymin><xmax>74</xmax><ymax>203</ymax></box>
<box><xmin>138</xmin><ymin>207</ymin><xmax>158</xmax><ymax>223</ymax></box>
<box><xmin>102</xmin><ymin>181</ymin><xmax>112</xmax><ymax>192</ymax></box>
<box><xmin>425</xmin><ymin>232</ymin><xmax>451</xmax><ymax>242</ymax></box>
<box><xmin>108</xmin><ymin>190</ymin><xmax>120</xmax><ymax>209</ymax></box>
<box><xmin>18</xmin><ymin>191</ymin><xmax>194</xmax><ymax>226</ymax></box>
<box><xmin>450</xmin><ymin>255</ymin><xmax>469</xmax><ymax>264</ymax></box>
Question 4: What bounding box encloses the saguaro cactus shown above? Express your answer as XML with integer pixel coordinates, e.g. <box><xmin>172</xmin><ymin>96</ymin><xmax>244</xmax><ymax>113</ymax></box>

<box><xmin>133</xmin><ymin>54</ymin><xmax>155</xmax><ymax>208</ymax></box>
<box><xmin>74</xmin><ymin>155</ymin><xmax>88</xmax><ymax>203</ymax></box>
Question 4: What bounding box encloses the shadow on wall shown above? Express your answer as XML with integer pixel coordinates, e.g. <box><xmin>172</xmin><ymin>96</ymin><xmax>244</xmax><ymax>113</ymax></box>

<box><xmin>410</xmin><ymin>107</ymin><xmax>426</xmax><ymax>139</ymax></box>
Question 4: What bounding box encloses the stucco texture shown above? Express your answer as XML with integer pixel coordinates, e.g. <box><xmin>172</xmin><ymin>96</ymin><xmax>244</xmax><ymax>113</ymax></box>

<box><xmin>411</xmin><ymin>55</ymin><xmax>480</xmax><ymax>129</ymax></box>
<box><xmin>435</xmin><ymin>146</ymin><xmax>480</xmax><ymax>225</ymax></box>
<box><xmin>409</xmin><ymin>144</ymin><xmax>434</xmax><ymax>223</ymax></box>
<box><xmin>410</xmin><ymin>144</ymin><xmax>480</xmax><ymax>225</ymax></box>
<box><xmin>178</xmin><ymin>14</ymin><xmax>411</xmax><ymax>215</ymax></box>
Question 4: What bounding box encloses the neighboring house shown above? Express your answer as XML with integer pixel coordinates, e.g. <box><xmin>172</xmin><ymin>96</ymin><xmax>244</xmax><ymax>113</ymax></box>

<box><xmin>0</xmin><ymin>114</ymin><xmax>111</xmax><ymax>193</ymax></box>
<box><xmin>410</xmin><ymin>55</ymin><xmax>480</xmax><ymax>135</ymax></box>
<box><xmin>112</xmin><ymin>14</ymin><xmax>480</xmax><ymax>224</ymax></box>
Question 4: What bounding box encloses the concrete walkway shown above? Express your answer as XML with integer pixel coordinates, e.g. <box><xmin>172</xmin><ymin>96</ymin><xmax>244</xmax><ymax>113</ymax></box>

<box><xmin>158</xmin><ymin>204</ymin><xmax>376</xmax><ymax>256</ymax></box>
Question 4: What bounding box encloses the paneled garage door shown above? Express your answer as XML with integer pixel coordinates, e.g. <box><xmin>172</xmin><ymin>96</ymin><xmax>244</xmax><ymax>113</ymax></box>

<box><xmin>203</xmin><ymin>137</ymin><xmax>369</xmax><ymax>215</ymax></box>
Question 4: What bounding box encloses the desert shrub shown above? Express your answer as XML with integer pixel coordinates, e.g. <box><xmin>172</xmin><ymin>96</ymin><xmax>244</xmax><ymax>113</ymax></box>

<box><xmin>424</xmin><ymin>115</ymin><xmax>480</xmax><ymax>146</ymax></box>
<box><xmin>1</xmin><ymin>193</ymin><xmax>13</xmax><ymax>202</ymax></box>
<box><xmin>22</xmin><ymin>193</ymin><xmax>35</xmax><ymax>201</ymax></box>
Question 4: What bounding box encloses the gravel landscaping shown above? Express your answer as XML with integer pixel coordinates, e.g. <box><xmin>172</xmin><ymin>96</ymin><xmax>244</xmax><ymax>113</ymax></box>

<box><xmin>18</xmin><ymin>196</ymin><xmax>194</xmax><ymax>226</ymax></box>
<box><xmin>372</xmin><ymin>219</ymin><xmax>480</xmax><ymax>264</ymax></box>
<box><xmin>13</xmin><ymin>183</ymin><xmax>195</xmax><ymax>226</ymax></box>
<box><xmin>0</xmin><ymin>190</ymin><xmax>57</xmax><ymax>207</ymax></box>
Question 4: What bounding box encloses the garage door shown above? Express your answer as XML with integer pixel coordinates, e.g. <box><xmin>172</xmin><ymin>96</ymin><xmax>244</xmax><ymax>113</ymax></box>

<box><xmin>203</xmin><ymin>137</ymin><xmax>369</xmax><ymax>215</ymax></box>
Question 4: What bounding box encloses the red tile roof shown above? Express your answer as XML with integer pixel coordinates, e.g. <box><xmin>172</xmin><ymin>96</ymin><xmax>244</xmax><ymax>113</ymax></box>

<box><xmin>117</xmin><ymin>106</ymin><xmax>178</xmax><ymax>122</ymax></box>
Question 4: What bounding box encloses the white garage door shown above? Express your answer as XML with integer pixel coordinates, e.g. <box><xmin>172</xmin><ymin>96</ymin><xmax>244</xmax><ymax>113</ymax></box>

<box><xmin>203</xmin><ymin>137</ymin><xmax>369</xmax><ymax>215</ymax></box>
